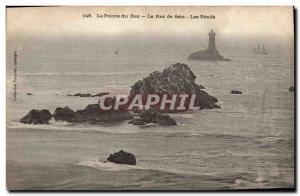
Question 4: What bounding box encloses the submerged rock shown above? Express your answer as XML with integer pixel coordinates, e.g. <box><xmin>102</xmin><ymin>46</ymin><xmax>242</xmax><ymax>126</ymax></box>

<box><xmin>130</xmin><ymin>63</ymin><xmax>220</xmax><ymax>111</ymax></box>
<box><xmin>20</xmin><ymin>109</ymin><xmax>52</xmax><ymax>124</ymax></box>
<box><xmin>26</xmin><ymin>93</ymin><xmax>32</xmax><ymax>95</ymax></box>
<box><xmin>68</xmin><ymin>92</ymin><xmax>109</xmax><ymax>97</ymax></box>
<box><xmin>289</xmin><ymin>86</ymin><xmax>294</xmax><ymax>92</ymax></box>
<box><xmin>129</xmin><ymin>108</ymin><xmax>176</xmax><ymax>126</ymax></box>
<box><xmin>93</xmin><ymin>92</ymin><xmax>109</xmax><ymax>97</ymax></box>
<box><xmin>231</xmin><ymin>90</ymin><xmax>242</xmax><ymax>94</ymax></box>
<box><xmin>73</xmin><ymin>93</ymin><xmax>93</xmax><ymax>97</ymax></box>
<box><xmin>107</xmin><ymin>150</ymin><xmax>136</xmax><ymax>165</ymax></box>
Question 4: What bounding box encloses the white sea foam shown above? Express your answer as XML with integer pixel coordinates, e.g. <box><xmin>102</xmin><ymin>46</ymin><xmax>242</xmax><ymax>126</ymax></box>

<box><xmin>7</xmin><ymin>120</ymin><xmax>158</xmax><ymax>134</ymax></box>
<box><xmin>76</xmin><ymin>158</ymin><xmax>204</xmax><ymax>177</ymax></box>
<box><xmin>76</xmin><ymin>159</ymin><xmax>143</xmax><ymax>171</ymax></box>
<box><xmin>257</xmin><ymin>136</ymin><xmax>289</xmax><ymax>142</ymax></box>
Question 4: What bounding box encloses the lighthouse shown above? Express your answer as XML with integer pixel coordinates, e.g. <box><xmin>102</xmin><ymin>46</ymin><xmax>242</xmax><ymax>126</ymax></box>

<box><xmin>208</xmin><ymin>29</ymin><xmax>216</xmax><ymax>51</ymax></box>
<box><xmin>188</xmin><ymin>29</ymin><xmax>230</xmax><ymax>61</ymax></box>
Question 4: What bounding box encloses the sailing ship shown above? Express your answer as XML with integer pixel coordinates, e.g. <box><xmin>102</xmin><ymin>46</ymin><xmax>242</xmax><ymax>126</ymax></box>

<box><xmin>254</xmin><ymin>42</ymin><xmax>268</xmax><ymax>54</ymax></box>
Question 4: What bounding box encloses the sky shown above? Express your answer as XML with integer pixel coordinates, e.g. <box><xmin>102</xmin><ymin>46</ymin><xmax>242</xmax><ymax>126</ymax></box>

<box><xmin>7</xmin><ymin>6</ymin><xmax>294</xmax><ymax>40</ymax></box>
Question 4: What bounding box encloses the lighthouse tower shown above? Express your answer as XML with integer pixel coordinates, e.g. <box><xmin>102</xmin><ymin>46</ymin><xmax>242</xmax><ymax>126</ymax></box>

<box><xmin>208</xmin><ymin>29</ymin><xmax>216</xmax><ymax>51</ymax></box>
<box><xmin>188</xmin><ymin>29</ymin><xmax>230</xmax><ymax>61</ymax></box>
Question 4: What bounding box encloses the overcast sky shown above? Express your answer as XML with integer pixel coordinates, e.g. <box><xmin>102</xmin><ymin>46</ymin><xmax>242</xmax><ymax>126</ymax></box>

<box><xmin>7</xmin><ymin>6</ymin><xmax>294</xmax><ymax>40</ymax></box>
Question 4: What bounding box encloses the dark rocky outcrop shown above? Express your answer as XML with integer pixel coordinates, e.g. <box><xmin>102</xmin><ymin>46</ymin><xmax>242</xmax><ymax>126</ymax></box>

<box><xmin>93</xmin><ymin>92</ymin><xmax>109</xmax><ymax>97</ymax></box>
<box><xmin>67</xmin><ymin>92</ymin><xmax>109</xmax><ymax>97</ymax></box>
<box><xmin>20</xmin><ymin>109</ymin><xmax>52</xmax><ymax>124</ymax></box>
<box><xmin>107</xmin><ymin>150</ymin><xmax>136</xmax><ymax>165</ymax></box>
<box><xmin>289</xmin><ymin>86</ymin><xmax>294</xmax><ymax>92</ymax></box>
<box><xmin>155</xmin><ymin>114</ymin><xmax>177</xmax><ymax>126</ymax></box>
<box><xmin>73</xmin><ymin>93</ymin><xmax>93</xmax><ymax>97</ymax></box>
<box><xmin>129</xmin><ymin>108</ymin><xmax>176</xmax><ymax>126</ymax></box>
<box><xmin>53</xmin><ymin>104</ymin><xmax>133</xmax><ymax>123</ymax></box>
<box><xmin>231</xmin><ymin>90</ymin><xmax>242</xmax><ymax>94</ymax></box>
<box><xmin>188</xmin><ymin>49</ymin><xmax>230</xmax><ymax>61</ymax></box>
<box><xmin>53</xmin><ymin>107</ymin><xmax>76</xmax><ymax>122</ymax></box>
<box><xmin>130</xmin><ymin>63</ymin><xmax>220</xmax><ymax>111</ymax></box>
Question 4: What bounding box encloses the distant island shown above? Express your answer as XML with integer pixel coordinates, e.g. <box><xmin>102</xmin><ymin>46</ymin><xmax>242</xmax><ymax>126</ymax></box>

<box><xmin>188</xmin><ymin>29</ymin><xmax>230</xmax><ymax>61</ymax></box>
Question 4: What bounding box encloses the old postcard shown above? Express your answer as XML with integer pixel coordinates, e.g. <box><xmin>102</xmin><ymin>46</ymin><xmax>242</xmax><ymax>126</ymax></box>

<box><xmin>6</xmin><ymin>6</ymin><xmax>294</xmax><ymax>190</ymax></box>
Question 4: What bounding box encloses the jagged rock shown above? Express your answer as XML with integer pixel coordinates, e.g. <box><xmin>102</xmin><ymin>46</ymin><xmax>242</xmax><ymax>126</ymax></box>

<box><xmin>107</xmin><ymin>150</ymin><xmax>136</xmax><ymax>165</ymax></box>
<box><xmin>53</xmin><ymin>107</ymin><xmax>76</xmax><ymax>121</ymax></box>
<box><xmin>130</xmin><ymin>109</ymin><xmax>177</xmax><ymax>126</ymax></box>
<box><xmin>231</xmin><ymin>90</ymin><xmax>242</xmax><ymax>94</ymax></box>
<box><xmin>289</xmin><ymin>86</ymin><xmax>294</xmax><ymax>92</ymax></box>
<box><xmin>20</xmin><ymin>109</ymin><xmax>52</xmax><ymax>124</ymax></box>
<box><xmin>130</xmin><ymin>63</ymin><xmax>220</xmax><ymax>110</ymax></box>
<box><xmin>84</xmin><ymin>104</ymin><xmax>101</xmax><ymax>114</ymax></box>
<box><xmin>143</xmin><ymin>109</ymin><xmax>177</xmax><ymax>126</ymax></box>
<box><xmin>53</xmin><ymin>104</ymin><xmax>133</xmax><ymax>123</ymax></box>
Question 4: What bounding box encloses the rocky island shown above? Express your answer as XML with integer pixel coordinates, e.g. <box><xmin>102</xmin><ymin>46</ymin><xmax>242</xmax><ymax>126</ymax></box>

<box><xmin>20</xmin><ymin>109</ymin><xmax>52</xmax><ymax>124</ymax></box>
<box><xmin>188</xmin><ymin>29</ymin><xmax>230</xmax><ymax>61</ymax></box>
<box><xmin>107</xmin><ymin>150</ymin><xmax>136</xmax><ymax>165</ymax></box>
<box><xmin>130</xmin><ymin>63</ymin><xmax>220</xmax><ymax>110</ymax></box>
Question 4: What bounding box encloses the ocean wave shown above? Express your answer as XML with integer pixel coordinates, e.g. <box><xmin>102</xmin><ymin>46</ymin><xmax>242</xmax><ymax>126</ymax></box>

<box><xmin>7</xmin><ymin>120</ymin><xmax>268</xmax><ymax>141</ymax></box>
<box><xmin>199</xmin><ymin>132</ymin><xmax>252</xmax><ymax>140</ymax></box>
<box><xmin>76</xmin><ymin>158</ymin><xmax>204</xmax><ymax>177</ymax></box>
<box><xmin>7</xmin><ymin>120</ymin><xmax>143</xmax><ymax>135</ymax></box>
<box><xmin>7</xmin><ymin>117</ymin><xmax>190</xmax><ymax>135</ymax></box>
<box><xmin>256</xmin><ymin>136</ymin><xmax>294</xmax><ymax>148</ymax></box>
<box><xmin>7</xmin><ymin>120</ymin><xmax>190</xmax><ymax>135</ymax></box>
<box><xmin>77</xmin><ymin>159</ymin><xmax>142</xmax><ymax>172</ymax></box>
<box><xmin>76</xmin><ymin>158</ymin><xmax>271</xmax><ymax>188</ymax></box>
<box><xmin>257</xmin><ymin>136</ymin><xmax>290</xmax><ymax>142</ymax></box>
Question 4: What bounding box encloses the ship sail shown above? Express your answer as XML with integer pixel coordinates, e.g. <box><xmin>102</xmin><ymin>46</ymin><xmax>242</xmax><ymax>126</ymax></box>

<box><xmin>262</xmin><ymin>44</ymin><xmax>266</xmax><ymax>51</ymax></box>
<box><xmin>255</xmin><ymin>42</ymin><xmax>268</xmax><ymax>54</ymax></box>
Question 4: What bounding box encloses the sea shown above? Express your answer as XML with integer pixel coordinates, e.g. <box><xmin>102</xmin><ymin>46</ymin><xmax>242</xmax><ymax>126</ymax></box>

<box><xmin>6</xmin><ymin>35</ymin><xmax>294</xmax><ymax>190</ymax></box>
